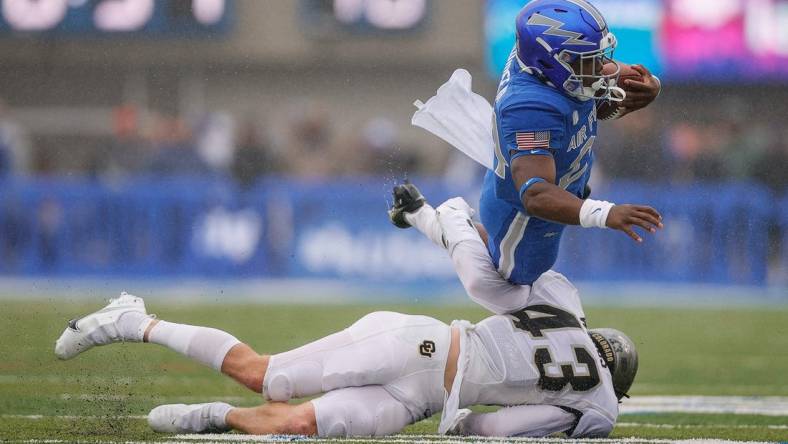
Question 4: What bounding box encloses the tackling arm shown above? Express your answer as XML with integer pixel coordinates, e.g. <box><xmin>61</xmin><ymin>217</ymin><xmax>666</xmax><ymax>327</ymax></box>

<box><xmin>395</xmin><ymin>190</ymin><xmax>527</xmax><ymax>314</ymax></box>
<box><xmin>452</xmin><ymin>404</ymin><xmax>612</xmax><ymax>438</ymax></box>
<box><xmin>463</xmin><ymin>405</ymin><xmax>576</xmax><ymax>437</ymax></box>
<box><xmin>435</xmin><ymin>198</ymin><xmax>530</xmax><ymax>314</ymax></box>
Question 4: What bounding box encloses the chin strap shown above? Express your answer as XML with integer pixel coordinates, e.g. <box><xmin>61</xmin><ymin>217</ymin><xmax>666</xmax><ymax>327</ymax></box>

<box><xmin>607</xmin><ymin>85</ymin><xmax>626</xmax><ymax>102</ymax></box>
<box><xmin>588</xmin><ymin>77</ymin><xmax>626</xmax><ymax>102</ymax></box>
<box><xmin>569</xmin><ymin>78</ymin><xmax>626</xmax><ymax>102</ymax></box>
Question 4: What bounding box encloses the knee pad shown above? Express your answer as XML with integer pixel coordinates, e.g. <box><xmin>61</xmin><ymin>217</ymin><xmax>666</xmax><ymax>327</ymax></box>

<box><xmin>313</xmin><ymin>388</ymin><xmax>412</xmax><ymax>438</ymax></box>
<box><xmin>316</xmin><ymin>397</ymin><xmax>372</xmax><ymax>437</ymax></box>
<box><xmin>263</xmin><ymin>361</ymin><xmax>322</xmax><ymax>401</ymax></box>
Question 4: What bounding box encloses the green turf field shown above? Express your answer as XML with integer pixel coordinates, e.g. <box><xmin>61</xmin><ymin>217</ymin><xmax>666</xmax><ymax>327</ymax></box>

<box><xmin>1</xmin><ymin>300</ymin><xmax>787</xmax><ymax>442</ymax></box>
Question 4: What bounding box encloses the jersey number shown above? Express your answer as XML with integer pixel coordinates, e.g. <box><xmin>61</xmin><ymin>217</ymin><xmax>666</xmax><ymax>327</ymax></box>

<box><xmin>511</xmin><ymin>304</ymin><xmax>583</xmax><ymax>337</ymax></box>
<box><xmin>511</xmin><ymin>305</ymin><xmax>600</xmax><ymax>392</ymax></box>
<box><xmin>534</xmin><ymin>346</ymin><xmax>600</xmax><ymax>392</ymax></box>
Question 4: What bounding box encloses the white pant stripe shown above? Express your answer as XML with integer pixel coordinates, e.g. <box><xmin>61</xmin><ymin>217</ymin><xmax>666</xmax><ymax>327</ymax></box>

<box><xmin>497</xmin><ymin>212</ymin><xmax>529</xmax><ymax>279</ymax></box>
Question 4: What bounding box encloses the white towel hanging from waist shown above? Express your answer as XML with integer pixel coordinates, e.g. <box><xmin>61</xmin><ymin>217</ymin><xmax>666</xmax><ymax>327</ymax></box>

<box><xmin>412</xmin><ymin>69</ymin><xmax>495</xmax><ymax>171</ymax></box>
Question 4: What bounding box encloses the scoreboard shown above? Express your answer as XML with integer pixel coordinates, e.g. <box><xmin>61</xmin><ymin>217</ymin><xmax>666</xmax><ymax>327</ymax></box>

<box><xmin>0</xmin><ymin>0</ymin><xmax>232</xmax><ymax>36</ymax></box>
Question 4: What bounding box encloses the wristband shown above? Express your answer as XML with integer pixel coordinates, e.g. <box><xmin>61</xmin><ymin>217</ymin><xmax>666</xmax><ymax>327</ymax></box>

<box><xmin>519</xmin><ymin>177</ymin><xmax>547</xmax><ymax>201</ymax></box>
<box><xmin>579</xmin><ymin>199</ymin><xmax>615</xmax><ymax>228</ymax></box>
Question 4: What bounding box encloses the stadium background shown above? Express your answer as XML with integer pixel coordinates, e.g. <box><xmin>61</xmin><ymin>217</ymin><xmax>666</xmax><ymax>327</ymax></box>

<box><xmin>0</xmin><ymin>1</ymin><xmax>788</xmax><ymax>442</ymax></box>
<box><xmin>1</xmin><ymin>0</ymin><xmax>786</xmax><ymax>295</ymax></box>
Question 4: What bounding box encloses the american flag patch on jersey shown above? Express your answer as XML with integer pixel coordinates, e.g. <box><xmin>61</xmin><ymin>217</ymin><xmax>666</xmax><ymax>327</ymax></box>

<box><xmin>515</xmin><ymin>131</ymin><xmax>551</xmax><ymax>150</ymax></box>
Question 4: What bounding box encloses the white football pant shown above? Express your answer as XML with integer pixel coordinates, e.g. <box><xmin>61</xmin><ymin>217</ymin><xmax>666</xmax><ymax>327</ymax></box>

<box><xmin>262</xmin><ymin>311</ymin><xmax>451</xmax><ymax>437</ymax></box>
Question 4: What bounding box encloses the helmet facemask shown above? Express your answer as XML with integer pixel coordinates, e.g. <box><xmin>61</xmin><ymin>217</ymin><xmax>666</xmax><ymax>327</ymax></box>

<box><xmin>559</xmin><ymin>33</ymin><xmax>625</xmax><ymax>102</ymax></box>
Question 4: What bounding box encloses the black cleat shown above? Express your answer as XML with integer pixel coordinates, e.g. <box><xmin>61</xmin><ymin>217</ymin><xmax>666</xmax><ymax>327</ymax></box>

<box><xmin>388</xmin><ymin>182</ymin><xmax>427</xmax><ymax>229</ymax></box>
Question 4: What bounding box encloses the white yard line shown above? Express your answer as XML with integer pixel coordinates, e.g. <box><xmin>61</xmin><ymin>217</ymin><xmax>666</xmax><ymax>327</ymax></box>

<box><xmin>20</xmin><ymin>441</ymin><xmax>157</xmax><ymax>444</ymax></box>
<box><xmin>617</xmin><ymin>422</ymin><xmax>788</xmax><ymax>430</ymax></box>
<box><xmin>633</xmin><ymin>383</ymin><xmax>788</xmax><ymax>393</ymax></box>
<box><xmin>7</xmin><ymin>416</ymin><xmax>788</xmax><ymax>429</ymax></box>
<box><xmin>7</xmin><ymin>374</ymin><xmax>788</xmax><ymax>415</ymax></box>
<box><xmin>2</xmin><ymin>414</ymin><xmax>147</xmax><ymax>419</ymax></box>
<box><xmin>53</xmin><ymin>393</ymin><xmax>251</xmax><ymax>403</ymax></box>
<box><xmin>6</xmin><ymin>394</ymin><xmax>788</xmax><ymax>416</ymax></box>
<box><xmin>621</xmin><ymin>396</ymin><xmax>788</xmax><ymax>416</ymax></box>
<box><xmin>172</xmin><ymin>435</ymin><xmax>775</xmax><ymax>444</ymax></box>
<box><xmin>8</xmin><ymin>395</ymin><xmax>788</xmax><ymax>444</ymax></box>
<box><xmin>12</xmin><ymin>434</ymin><xmax>779</xmax><ymax>444</ymax></box>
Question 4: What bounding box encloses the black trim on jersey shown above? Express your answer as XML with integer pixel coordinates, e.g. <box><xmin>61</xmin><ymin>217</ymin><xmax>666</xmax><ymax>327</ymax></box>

<box><xmin>556</xmin><ymin>405</ymin><xmax>583</xmax><ymax>437</ymax></box>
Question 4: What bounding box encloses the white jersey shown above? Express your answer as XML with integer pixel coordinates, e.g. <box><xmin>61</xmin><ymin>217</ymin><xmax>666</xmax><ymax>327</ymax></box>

<box><xmin>434</xmin><ymin>211</ymin><xmax>619</xmax><ymax>437</ymax></box>
<box><xmin>413</xmin><ymin>198</ymin><xmax>620</xmax><ymax>437</ymax></box>
<box><xmin>470</xmin><ymin>274</ymin><xmax>617</xmax><ymax>435</ymax></box>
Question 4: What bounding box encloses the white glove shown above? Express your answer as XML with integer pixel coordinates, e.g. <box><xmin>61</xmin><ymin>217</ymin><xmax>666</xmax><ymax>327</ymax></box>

<box><xmin>444</xmin><ymin>408</ymin><xmax>473</xmax><ymax>436</ymax></box>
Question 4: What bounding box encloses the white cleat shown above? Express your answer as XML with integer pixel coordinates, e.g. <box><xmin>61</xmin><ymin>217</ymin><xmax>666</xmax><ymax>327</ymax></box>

<box><xmin>54</xmin><ymin>292</ymin><xmax>151</xmax><ymax>360</ymax></box>
<box><xmin>148</xmin><ymin>403</ymin><xmax>232</xmax><ymax>434</ymax></box>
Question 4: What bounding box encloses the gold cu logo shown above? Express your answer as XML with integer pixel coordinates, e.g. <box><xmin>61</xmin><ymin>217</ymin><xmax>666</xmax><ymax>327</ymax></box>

<box><xmin>419</xmin><ymin>340</ymin><xmax>436</xmax><ymax>357</ymax></box>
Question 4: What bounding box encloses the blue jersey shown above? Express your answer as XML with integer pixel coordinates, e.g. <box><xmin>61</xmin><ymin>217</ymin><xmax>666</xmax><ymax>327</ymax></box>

<box><xmin>481</xmin><ymin>50</ymin><xmax>599</xmax><ymax>285</ymax></box>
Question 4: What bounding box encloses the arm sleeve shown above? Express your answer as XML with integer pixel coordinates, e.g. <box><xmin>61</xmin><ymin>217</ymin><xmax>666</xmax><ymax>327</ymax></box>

<box><xmin>448</xmin><ymin>226</ymin><xmax>530</xmax><ymax>314</ymax></box>
<box><xmin>434</xmin><ymin>197</ymin><xmax>530</xmax><ymax>314</ymax></box>
<box><xmin>570</xmin><ymin>410</ymin><xmax>615</xmax><ymax>438</ymax></box>
<box><xmin>497</xmin><ymin>103</ymin><xmax>565</xmax><ymax>164</ymax></box>
<box><xmin>462</xmin><ymin>404</ymin><xmax>577</xmax><ymax>437</ymax></box>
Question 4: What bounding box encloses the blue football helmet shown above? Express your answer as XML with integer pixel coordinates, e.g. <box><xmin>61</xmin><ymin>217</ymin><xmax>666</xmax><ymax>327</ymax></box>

<box><xmin>515</xmin><ymin>0</ymin><xmax>625</xmax><ymax>102</ymax></box>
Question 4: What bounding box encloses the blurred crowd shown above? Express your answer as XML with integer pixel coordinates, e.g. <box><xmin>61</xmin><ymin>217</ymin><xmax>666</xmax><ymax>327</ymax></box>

<box><xmin>597</xmin><ymin>106</ymin><xmax>788</xmax><ymax>193</ymax></box>
<box><xmin>0</xmin><ymin>100</ymin><xmax>431</xmax><ymax>189</ymax></box>
<box><xmin>0</xmin><ymin>98</ymin><xmax>786</xmax><ymax>194</ymax></box>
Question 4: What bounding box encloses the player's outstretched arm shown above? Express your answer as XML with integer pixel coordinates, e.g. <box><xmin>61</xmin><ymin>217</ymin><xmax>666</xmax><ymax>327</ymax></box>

<box><xmin>512</xmin><ymin>155</ymin><xmax>663</xmax><ymax>242</ymax></box>
<box><xmin>389</xmin><ymin>183</ymin><xmax>529</xmax><ymax>314</ymax></box>
<box><xmin>447</xmin><ymin>404</ymin><xmax>611</xmax><ymax>438</ymax></box>
<box><xmin>435</xmin><ymin>198</ymin><xmax>530</xmax><ymax>314</ymax></box>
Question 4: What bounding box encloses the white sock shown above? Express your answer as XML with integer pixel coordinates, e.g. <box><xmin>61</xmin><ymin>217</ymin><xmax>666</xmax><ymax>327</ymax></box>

<box><xmin>117</xmin><ymin>311</ymin><xmax>154</xmax><ymax>342</ymax></box>
<box><xmin>147</xmin><ymin>321</ymin><xmax>241</xmax><ymax>371</ymax></box>
<box><xmin>404</xmin><ymin>204</ymin><xmax>447</xmax><ymax>249</ymax></box>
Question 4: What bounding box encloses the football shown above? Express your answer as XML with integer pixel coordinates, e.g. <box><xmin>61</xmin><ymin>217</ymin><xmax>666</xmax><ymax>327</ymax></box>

<box><xmin>596</xmin><ymin>62</ymin><xmax>642</xmax><ymax>120</ymax></box>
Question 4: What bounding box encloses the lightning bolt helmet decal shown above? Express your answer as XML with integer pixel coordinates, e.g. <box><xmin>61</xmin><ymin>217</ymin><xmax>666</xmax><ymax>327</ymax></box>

<box><xmin>526</xmin><ymin>14</ymin><xmax>596</xmax><ymax>47</ymax></box>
